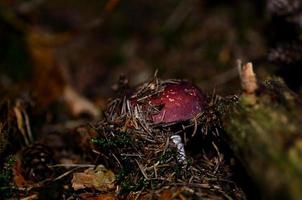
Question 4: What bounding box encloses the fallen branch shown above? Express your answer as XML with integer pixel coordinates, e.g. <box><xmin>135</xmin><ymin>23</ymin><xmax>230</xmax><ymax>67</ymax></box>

<box><xmin>220</xmin><ymin>62</ymin><xmax>302</xmax><ymax>199</ymax></box>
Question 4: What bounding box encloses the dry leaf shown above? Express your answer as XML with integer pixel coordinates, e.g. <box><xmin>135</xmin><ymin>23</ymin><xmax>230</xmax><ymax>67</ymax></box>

<box><xmin>72</xmin><ymin>165</ymin><xmax>115</xmax><ymax>191</ymax></box>
<box><xmin>159</xmin><ymin>190</ymin><xmax>173</xmax><ymax>200</ymax></box>
<box><xmin>27</xmin><ymin>27</ymin><xmax>68</xmax><ymax>108</ymax></box>
<box><xmin>79</xmin><ymin>193</ymin><xmax>116</xmax><ymax>200</ymax></box>
<box><xmin>27</xmin><ymin>27</ymin><xmax>100</xmax><ymax>118</ymax></box>
<box><xmin>63</xmin><ymin>85</ymin><xmax>100</xmax><ymax>118</ymax></box>
<box><xmin>13</xmin><ymin>156</ymin><xmax>28</xmax><ymax>187</ymax></box>
<box><xmin>13</xmin><ymin>101</ymin><xmax>33</xmax><ymax>146</ymax></box>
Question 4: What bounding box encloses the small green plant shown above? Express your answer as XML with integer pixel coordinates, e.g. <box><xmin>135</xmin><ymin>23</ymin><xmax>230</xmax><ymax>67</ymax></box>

<box><xmin>157</xmin><ymin>149</ymin><xmax>177</xmax><ymax>164</ymax></box>
<box><xmin>91</xmin><ymin>132</ymin><xmax>132</xmax><ymax>149</ymax></box>
<box><xmin>0</xmin><ymin>156</ymin><xmax>18</xmax><ymax>199</ymax></box>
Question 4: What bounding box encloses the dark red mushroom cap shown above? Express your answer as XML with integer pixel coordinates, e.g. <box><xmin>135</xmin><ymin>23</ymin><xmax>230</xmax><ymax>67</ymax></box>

<box><xmin>148</xmin><ymin>81</ymin><xmax>207</xmax><ymax>124</ymax></box>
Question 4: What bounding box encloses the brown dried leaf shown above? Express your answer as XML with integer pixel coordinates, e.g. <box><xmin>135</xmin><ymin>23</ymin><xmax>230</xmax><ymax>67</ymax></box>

<box><xmin>79</xmin><ymin>193</ymin><xmax>116</xmax><ymax>200</ymax></box>
<box><xmin>63</xmin><ymin>85</ymin><xmax>100</xmax><ymax>118</ymax></box>
<box><xmin>13</xmin><ymin>101</ymin><xmax>33</xmax><ymax>146</ymax></box>
<box><xmin>27</xmin><ymin>28</ymin><xmax>68</xmax><ymax>108</ymax></box>
<box><xmin>72</xmin><ymin>165</ymin><xmax>115</xmax><ymax>191</ymax></box>
<box><xmin>12</xmin><ymin>156</ymin><xmax>28</xmax><ymax>187</ymax></box>
<box><xmin>159</xmin><ymin>190</ymin><xmax>173</xmax><ymax>200</ymax></box>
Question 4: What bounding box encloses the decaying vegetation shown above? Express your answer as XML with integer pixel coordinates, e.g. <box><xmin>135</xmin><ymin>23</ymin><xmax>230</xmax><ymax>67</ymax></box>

<box><xmin>91</xmin><ymin>75</ymin><xmax>246</xmax><ymax>199</ymax></box>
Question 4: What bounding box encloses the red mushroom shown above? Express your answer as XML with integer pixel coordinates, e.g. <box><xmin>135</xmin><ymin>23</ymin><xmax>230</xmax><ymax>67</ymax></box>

<box><xmin>148</xmin><ymin>81</ymin><xmax>207</xmax><ymax>124</ymax></box>
<box><xmin>129</xmin><ymin>80</ymin><xmax>207</xmax><ymax>164</ymax></box>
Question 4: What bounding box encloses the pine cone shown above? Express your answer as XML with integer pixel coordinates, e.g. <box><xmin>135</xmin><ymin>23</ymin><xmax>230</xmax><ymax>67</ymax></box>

<box><xmin>21</xmin><ymin>144</ymin><xmax>56</xmax><ymax>182</ymax></box>
<box><xmin>268</xmin><ymin>41</ymin><xmax>302</xmax><ymax>64</ymax></box>
<box><xmin>267</xmin><ymin>0</ymin><xmax>301</xmax><ymax>16</ymax></box>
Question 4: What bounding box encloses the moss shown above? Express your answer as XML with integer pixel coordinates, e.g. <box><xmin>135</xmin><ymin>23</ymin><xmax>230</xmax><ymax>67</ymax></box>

<box><xmin>0</xmin><ymin>156</ymin><xmax>18</xmax><ymax>199</ymax></box>
<box><xmin>91</xmin><ymin>131</ymin><xmax>132</xmax><ymax>149</ymax></box>
<box><xmin>157</xmin><ymin>149</ymin><xmax>177</xmax><ymax>164</ymax></box>
<box><xmin>120</xmin><ymin>177</ymin><xmax>150</xmax><ymax>193</ymax></box>
<box><xmin>221</xmin><ymin>78</ymin><xmax>302</xmax><ymax>199</ymax></box>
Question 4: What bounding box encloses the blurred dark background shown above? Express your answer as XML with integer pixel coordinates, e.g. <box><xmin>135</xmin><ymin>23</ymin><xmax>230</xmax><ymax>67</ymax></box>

<box><xmin>0</xmin><ymin>0</ymin><xmax>300</xmax><ymax>105</ymax></box>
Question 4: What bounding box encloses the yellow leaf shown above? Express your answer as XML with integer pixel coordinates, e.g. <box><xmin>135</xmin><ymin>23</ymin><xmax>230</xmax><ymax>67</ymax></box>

<box><xmin>72</xmin><ymin>165</ymin><xmax>116</xmax><ymax>191</ymax></box>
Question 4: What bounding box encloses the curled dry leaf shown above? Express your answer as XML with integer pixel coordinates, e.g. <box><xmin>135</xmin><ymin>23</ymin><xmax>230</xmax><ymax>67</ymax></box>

<box><xmin>72</xmin><ymin>165</ymin><xmax>116</xmax><ymax>191</ymax></box>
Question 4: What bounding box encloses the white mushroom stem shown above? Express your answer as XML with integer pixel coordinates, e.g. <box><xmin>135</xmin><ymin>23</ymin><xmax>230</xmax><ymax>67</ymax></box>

<box><xmin>171</xmin><ymin>135</ymin><xmax>187</xmax><ymax>165</ymax></box>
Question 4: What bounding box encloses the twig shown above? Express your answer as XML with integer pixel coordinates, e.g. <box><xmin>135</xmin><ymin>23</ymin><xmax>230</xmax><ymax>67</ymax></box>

<box><xmin>237</xmin><ymin>60</ymin><xmax>258</xmax><ymax>105</ymax></box>
<box><xmin>48</xmin><ymin>164</ymin><xmax>95</xmax><ymax>168</ymax></box>
<box><xmin>52</xmin><ymin>167</ymin><xmax>81</xmax><ymax>182</ymax></box>
<box><xmin>237</xmin><ymin>60</ymin><xmax>258</xmax><ymax>95</ymax></box>
<box><xmin>135</xmin><ymin>159</ymin><xmax>149</xmax><ymax>180</ymax></box>
<box><xmin>23</xmin><ymin>109</ymin><xmax>34</xmax><ymax>144</ymax></box>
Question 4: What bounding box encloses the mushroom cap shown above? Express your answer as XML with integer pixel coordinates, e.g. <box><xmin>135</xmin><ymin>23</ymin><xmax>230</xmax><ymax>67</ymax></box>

<box><xmin>149</xmin><ymin>81</ymin><xmax>206</xmax><ymax>124</ymax></box>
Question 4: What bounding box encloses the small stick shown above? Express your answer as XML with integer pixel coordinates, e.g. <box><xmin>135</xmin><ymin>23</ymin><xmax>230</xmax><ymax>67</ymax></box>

<box><xmin>237</xmin><ymin>60</ymin><xmax>258</xmax><ymax>105</ymax></box>
<box><xmin>48</xmin><ymin>164</ymin><xmax>95</xmax><ymax>168</ymax></box>
<box><xmin>237</xmin><ymin>60</ymin><xmax>258</xmax><ymax>95</ymax></box>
